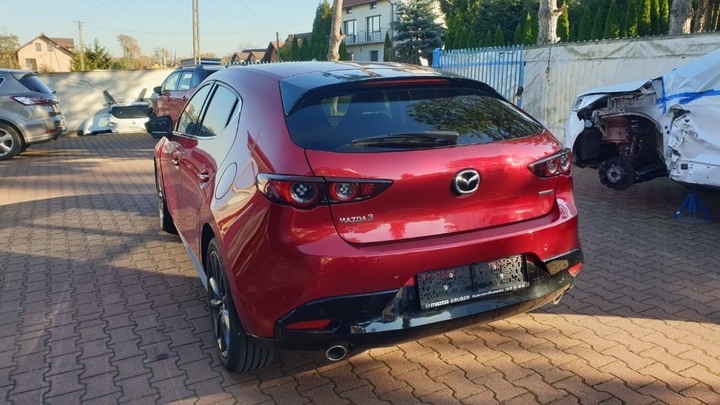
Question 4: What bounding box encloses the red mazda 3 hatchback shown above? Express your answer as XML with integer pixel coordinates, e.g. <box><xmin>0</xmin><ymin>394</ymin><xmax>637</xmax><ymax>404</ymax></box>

<box><xmin>146</xmin><ymin>61</ymin><xmax>583</xmax><ymax>372</ymax></box>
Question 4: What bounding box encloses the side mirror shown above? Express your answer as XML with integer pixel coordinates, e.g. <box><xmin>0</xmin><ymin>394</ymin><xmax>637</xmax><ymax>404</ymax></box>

<box><xmin>153</xmin><ymin>86</ymin><xmax>162</xmax><ymax>95</ymax></box>
<box><xmin>145</xmin><ymin>116</ymin><xmax>173</xmax><ymax>139</ymax></box>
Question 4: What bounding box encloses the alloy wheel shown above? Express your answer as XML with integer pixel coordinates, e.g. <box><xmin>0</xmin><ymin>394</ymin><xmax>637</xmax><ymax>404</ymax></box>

<box><xmin>207</xmin><ymin>248</ymin><xmax>231</xmax><ymax>359</ymax></box>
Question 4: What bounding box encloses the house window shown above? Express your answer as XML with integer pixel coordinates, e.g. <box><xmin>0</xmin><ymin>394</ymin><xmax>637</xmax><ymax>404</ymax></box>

<box><xmin>347</xmin><ymin>52</ymin><xmax>355</xmax><ymax>61</ymax></box>
<box><xmin>370</xmin><ymin>2</ymin><xmax>377</xmax><ymax>9</ymax></box>
<box><xmin>25</xmin><ymin>58</ymin><xmax>37</xmax><ymax>71</ymax></box>
<box><xmin>367</xmin><ymin>15</ymin><xmax>381</xmax><ymax>42</ymax></box>
<box><xmin>35</xmin><ymin>43</ymin><xmax>41</xmax><ymax>51</ymax></box>
<box><xmin>47</xmin><ymin>42</ymin><xmax>53</xmax><ymax>52</ymax></box>
<box><xmin>370</xmin><ymin>50</ymin><xmax>379</xmax><ymax>61</ymax></box>
<box><xmin>346</xmin><ymin>7</ymin><xmax>352</xmax><ymax>14</ymax></box>
<box><xmin>343</xmin><ymin>20</ymin><xmax>357</xmax><ymax>44</ymax></box>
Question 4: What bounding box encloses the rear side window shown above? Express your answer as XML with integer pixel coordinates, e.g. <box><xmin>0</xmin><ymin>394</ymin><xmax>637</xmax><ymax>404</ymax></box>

<box><xmin>177</xmin><ymin>84</ymin><xmax>212</xmax><ymax>134</ymax></box>
<box><xmin>19</xmin><ymin>74</ymin><xmax>53</xmax><ymax>95</ymax></box>
<box><xmin>285</xmin><ymin>84</ymin><xmax>543</xmax><ymax>152</ymax></box>
<box><xmin>198</xmin><ymin>85</ymin><xmax>240</xmax><ymax>137</ymax></box>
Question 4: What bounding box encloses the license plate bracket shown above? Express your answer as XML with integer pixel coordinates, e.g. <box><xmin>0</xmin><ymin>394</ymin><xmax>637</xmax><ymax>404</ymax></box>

<box><xmin>417</xmin><ymin>255</ymin><xmax>528</xmax><ymax>310</ymax></box>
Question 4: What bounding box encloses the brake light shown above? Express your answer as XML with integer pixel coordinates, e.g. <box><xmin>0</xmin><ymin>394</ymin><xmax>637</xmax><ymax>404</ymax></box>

<box><xmin>257</xmin><ymin>174</ymin><xmax>392</xmax><ymax>209</ymax></box>
<box><xmin>285</xmin><ymin>319</ymin><xmax>332</xmax><ymax>330</ymax></box>
<box><xmin>362</xmin><ymin>78</ymin><xmax>449</xmax><ymax>86</ymax></box>
<box><xmin>528</xmin><ymin>149</ymin><xmax>572</xmax><ymax>178</ymax></box>
<box><xmin>12</xmin><ymin>96</ymin><xmax>54</xmax><ymax>106</ymax></box>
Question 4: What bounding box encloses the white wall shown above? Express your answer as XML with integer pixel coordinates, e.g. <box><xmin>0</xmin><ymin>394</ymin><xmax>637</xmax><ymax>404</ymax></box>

<box><xmin>522</xmin><ymin>32</ymin><xmax>720</xmax><ymax>140</ymax></box>
<box><xmin>39</xmin><ymin>69</ymin><xmax>174</xmax><ymax>132</ymax></box>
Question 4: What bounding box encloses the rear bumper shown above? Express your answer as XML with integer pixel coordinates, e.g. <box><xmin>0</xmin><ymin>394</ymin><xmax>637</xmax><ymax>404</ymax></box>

<box><xmin>261</xmin><ymin>249</ymin><xmax>582</xmax><ymax>352</ymax></box>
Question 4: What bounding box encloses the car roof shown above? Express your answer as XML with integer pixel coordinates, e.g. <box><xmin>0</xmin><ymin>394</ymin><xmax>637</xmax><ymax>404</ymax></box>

<box><xmin>212</xmin><ymin>61</ymin><xmax>499</xmax><ymax>114</ymax></box>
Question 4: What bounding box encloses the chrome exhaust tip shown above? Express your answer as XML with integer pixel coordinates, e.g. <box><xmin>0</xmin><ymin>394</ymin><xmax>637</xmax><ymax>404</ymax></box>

<box><xmin>325</xmin><ymin>343</ymin><xmax>348</xmax><ymax>361</ymax></box>
<box><xmin>551</xmin><ymin>292</ymin><xmax>564</xmax><ymax>305</ymax></box>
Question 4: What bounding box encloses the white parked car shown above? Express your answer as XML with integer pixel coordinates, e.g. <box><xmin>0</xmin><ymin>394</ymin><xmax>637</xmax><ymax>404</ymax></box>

<box><xmin>565</xmin><ymin>48</ymin><xmax>720</xmax><ymax>190</ymax></box>
<box><xmin>79</xmin><ymin>90</ymin><xmax>149</xmax><ymax>136</ymax></box>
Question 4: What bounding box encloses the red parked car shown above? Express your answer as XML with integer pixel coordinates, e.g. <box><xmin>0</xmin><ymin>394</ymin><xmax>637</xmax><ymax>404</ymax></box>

<box><xmin>146</xmin><ymin>61</ymin><xmax>584</xmax><ymax>372</ymax></box>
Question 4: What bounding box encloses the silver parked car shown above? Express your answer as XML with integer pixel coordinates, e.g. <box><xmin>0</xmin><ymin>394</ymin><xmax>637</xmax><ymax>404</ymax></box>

<box><xmin>0</xmin><ymin>69</ymin><xmax>66</xmax><ymax>161</ymax></box>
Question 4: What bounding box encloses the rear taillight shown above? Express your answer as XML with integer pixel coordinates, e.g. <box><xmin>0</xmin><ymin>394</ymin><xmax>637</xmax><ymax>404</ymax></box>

<box><xmin>528</xmin><ymin>149</ymin><xmax>572</xmax><ymax>178</ymax></box>
<box><xmin>12</xmin><ymin>96</ymin><xmax>54</xmax><ymax>106</ymax></box>
<box><xmin>257</xmin><ymin>174</ymin><xmax>392</xmax><ymax>209</ymax></box>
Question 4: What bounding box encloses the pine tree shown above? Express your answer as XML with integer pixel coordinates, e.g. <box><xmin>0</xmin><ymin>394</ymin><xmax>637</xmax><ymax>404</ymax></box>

<box><xmin>638</xmin><ymin>0</ymin><xmax>652</xmax><ymax>36</ymax></box>
<box><xmin>557</xmin><ymin>2</ymin><xmax>570</xmax><ymax>42</ymax></box>
<box><xmin>463</xmin><ymin>29</ymin><xmax>477</xmax><ymax>48</ymax></box>
<box><xmin>658</xmin><ymin>0</ymin><xmax>670</xmax><ymax>34</ymax></box>
<box><xmin>578</xmin><ymin>7</ymin><xmax>592</xmax><ymax>41</ymax></box>
<box><xmin>393</xmin><ymin>0</ymin><xmax>444</xmax><ymax>64</ymax></box>
<box><xmin>383</xmin><ymin>31</ymin><xmax>393</xmax><ymax>61</ymax></box>
<box><xmin>604</xmin><ymin>0</ymin><xmax>621</xmax><ymax>39</ymax></box>
<box><xmin>493</xmin><ymin>26</ymin><xmax>505</xmax><ymax>46</ymax></box>
<box><xmin>650</xmin><ymin>0</ymin><xmax>661</xmax><ymax>34</ymax></box>
<box><xmin>484</xmin><ymin>30</ymin><xmax>493</xmax><ymax>48</ymax></box>
<box><xmin>339</xmin><ymin>40</ymin><xmax>347</xmax><ymax>61</ymax></box>
<box><xmin>626</xmin><ymin>0</ymin><xmax>640</xmax><ymax>37</ymax></box>
<box><xmin>591</xmin><ymin>7</ymin><xmax>604</xmax><ymax>39</ymax></box>
<box><xmin>514</xmin><ymin>21</ymin><xmax>524</xmax><ymax>45</ymax></box>
<box><xmin>310</xmin><ymin>1</ymin><xmax>331</xmax><ymax>60</ymax></box>
<box><xmin>523</xmin><ymin>13</ymin><xmax>534</xmax><ymax>45</ymax></box>
<box><xmin>72</xmin><ymin>39</ymin><xmax>112</xmax><ymax>71</ymax></box>
<box><xmin>291</xmin><ymin>36</ymin><xmax>300</xmax><ymax>61</ymax></box>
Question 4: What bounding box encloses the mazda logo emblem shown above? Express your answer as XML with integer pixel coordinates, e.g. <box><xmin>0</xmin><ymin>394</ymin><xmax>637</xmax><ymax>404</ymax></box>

<box><xmin>452</xmin><ymin>169</ymin><xmax>480</xmax><ymax>195</ymax></box>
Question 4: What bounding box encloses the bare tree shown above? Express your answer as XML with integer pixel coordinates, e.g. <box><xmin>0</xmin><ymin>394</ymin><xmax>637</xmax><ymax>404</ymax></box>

<box><xmin>537</xmin><ymin>0</ymin><xmax>567</xmax><ymax>45</ymax></box>
<box><xmin>669</xmin><ymin>0</ymin><xmax>693</xmax><ymax>34</ymax></box>
<box><xmin>117</xmin><ymin>34</ymin><xmax>141</xmax><ymax>59</ymax></box>
<box><xmin>327</xmin><ymin>0</ymin><xmax>344</xmax><ymax>61</ymax></box>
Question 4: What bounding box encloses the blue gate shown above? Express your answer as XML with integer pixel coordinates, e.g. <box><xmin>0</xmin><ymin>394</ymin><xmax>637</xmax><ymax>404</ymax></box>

<box><xmin>433</xmin><ymin>45</ymin><xmax>525</xmax><ymax>108</ymax></box>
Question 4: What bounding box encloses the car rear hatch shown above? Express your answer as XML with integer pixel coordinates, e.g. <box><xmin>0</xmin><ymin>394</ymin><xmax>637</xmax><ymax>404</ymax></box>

<box><xmin>284</xmin><ymin>78</ymin><xmax>565</xmax><ymax>244</ymax></box>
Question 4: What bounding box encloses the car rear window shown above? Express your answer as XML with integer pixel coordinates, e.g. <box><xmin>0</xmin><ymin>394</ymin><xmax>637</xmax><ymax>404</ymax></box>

<box><xmin>19</xmin><ymin>74</ymin><xmax>54</xmax><ymax>95</ymax></box>
<box><xmin>110</xmin><ymin>105</ymin><xmax>149</xmax><ymax>119</ymax></box>
<box><xmin>285</xmin><ymin>83</ymin><xmax>544</xmax><ymax>152</ymax></box>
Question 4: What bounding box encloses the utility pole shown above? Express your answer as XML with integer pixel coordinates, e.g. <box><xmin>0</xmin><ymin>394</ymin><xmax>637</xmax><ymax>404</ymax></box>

<box><xmin>74</xmin><ymin>21</ymin><xmax>85</xmax><ymax>71</ymax></box>
<box><xmin>192</xmin><ymin>0</ymin><xmax>200</xmax><ymax>64</ymax></box>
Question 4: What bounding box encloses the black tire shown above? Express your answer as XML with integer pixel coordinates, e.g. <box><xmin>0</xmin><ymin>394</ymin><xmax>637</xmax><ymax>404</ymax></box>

<box><xmin>0</xmin><ymin>123</ymin><xmax>22</xmax><ymax>161</ymax></box>
<box><xmin>206</xmin><ymin>238</ymin><xmax>274</xmax><ymax>372</ymax></box>
<box><xmin>156</xmin><ymin>175</ymin><xmax>177</xmax><ymax>234</ymax></box>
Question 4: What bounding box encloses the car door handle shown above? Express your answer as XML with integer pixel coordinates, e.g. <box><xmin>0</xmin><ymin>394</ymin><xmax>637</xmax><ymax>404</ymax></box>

<box><xmin>197</xmin><ymin>172</ymin><xmax>210</xmax><ymax>182</ymax></box>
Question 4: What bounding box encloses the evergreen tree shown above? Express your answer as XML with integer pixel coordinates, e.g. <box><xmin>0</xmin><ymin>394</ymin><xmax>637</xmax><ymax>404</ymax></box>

<box><xmin>604</xmin><ymin>0</ymin><xmax>621</xmax><ymax>39</ymax></box>
<box><xmin>463</xmin><ymin>28</ymin><xmax>477</xmax><ymax>48</ymax></box>
<box><xmin>578</xmin><ymin>7</ymin><xmax>592</xmax><ymax>41</ymax></box>
<box><xmin>557</xmin><ymin>1</ymin><xmax>570</xmax><ymax>42</ymax></box>
<box><xmin>626</xmin><ymin>0</ymin><xmax>639</xmax><ymax>37</ymax></box>
<box><xmin>484</xmin><ymin>30</ymin><xmax>493</xmax><ymax>48</ymax></box>
<box><xmin>650</xmin><ymin>0</ymin><xmax>661</xmax><ymax>34</ymax></box>
<box><xmin>339</xmin><ymin>40</ymin><xmax>347</xmax><ymax>61</ymax></box>
<box><xmin>493</xmin><ymin>26</ymin><xmax>505</xmax><ymax>46</ymax></box>
<box><xmin>591</xmin><ymin>7</ymin><xmax>604</xmax><ymax>39</ymax></box>
<box><xmin>514</xmin><ymin>21</ymin><xmax>524</xmax><ymax>45</ymax></box>
<box><xmin>523</xmin><ymin>12</ymin><xmax>534</xmax><ymax>45</ymax></box>
<box><xmin>300</xmin><ymin>38</ymin><xmax>312</xmax><ymax>60</ymax></box>
<box><xmin>72</xmin><ymin>39</ymin><xmax>112</xmax><ymax>71</ymax></box>
<box><xmin>393</xmin><ymin>0</ymin><xmax>444</xmax><ymax>64</ymax></box>
<box><xmin>383</xmin><ymin>31</ymin><xmax>392</xmax><ymax>61</ymax></box>
<box><xmin>658</xmin><ymin>0</ymin><xmax>670</xmax><ymax>34</ymax></box>
<box><xmin>638</xmin><ymin>0</ymin><xmax>652</xmax><ymax>36</ymax></box>
<box><xmin>310</xmin><ymin>1</ymin><xmax>331</xmax><ymax>60</ymax></box>
<box><xmin>291</xmin><ymin>36</ymin><xmax>300</xmax><ymax>61</ymax></box>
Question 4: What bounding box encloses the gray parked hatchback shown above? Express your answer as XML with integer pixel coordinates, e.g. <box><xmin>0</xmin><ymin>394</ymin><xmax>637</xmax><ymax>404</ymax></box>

<box><xmin>0</xmin><ymin>69</ymin><xmax>66</xmax><ymax>160</ymax></box>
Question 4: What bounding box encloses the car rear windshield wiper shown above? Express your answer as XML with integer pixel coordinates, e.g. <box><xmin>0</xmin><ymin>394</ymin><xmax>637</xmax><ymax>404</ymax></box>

<box><xmin>351</xmin><ymin>131</ymin><xmax>460</xmax><ymax>148</ymax></box>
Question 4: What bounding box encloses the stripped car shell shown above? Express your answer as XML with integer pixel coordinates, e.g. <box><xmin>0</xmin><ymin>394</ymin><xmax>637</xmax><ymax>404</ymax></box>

<box><xmin>565</xmin><ymin>48</ymin><xmax>720</xmax><ymax>190</ymax></box>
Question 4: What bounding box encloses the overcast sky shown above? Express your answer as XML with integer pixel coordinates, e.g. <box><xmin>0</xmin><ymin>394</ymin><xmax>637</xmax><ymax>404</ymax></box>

<box><xmin>3</xmin><ymin>0</ymin><xmax>324</xmax><ymax>58</ymax></box>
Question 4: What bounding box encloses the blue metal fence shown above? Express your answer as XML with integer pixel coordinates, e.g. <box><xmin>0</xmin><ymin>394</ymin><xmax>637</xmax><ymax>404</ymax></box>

<box><xmin>433</xmin><ymin>45</ymin><xmax>525</xmax><ymax>108</ymax></box>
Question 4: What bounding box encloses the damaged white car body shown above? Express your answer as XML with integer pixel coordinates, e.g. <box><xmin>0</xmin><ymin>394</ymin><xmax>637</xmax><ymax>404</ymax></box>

<box><xmin>565</xmin><ymin>48</ymin><xmax>720</xmax><ymax>190</ymax></box>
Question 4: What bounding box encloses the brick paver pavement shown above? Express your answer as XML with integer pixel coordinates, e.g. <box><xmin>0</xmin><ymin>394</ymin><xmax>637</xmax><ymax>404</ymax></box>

<box><xmin>1</xmin><ymin>133</ymin><xmax>719</xmax><ymax>404</ymax></box>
